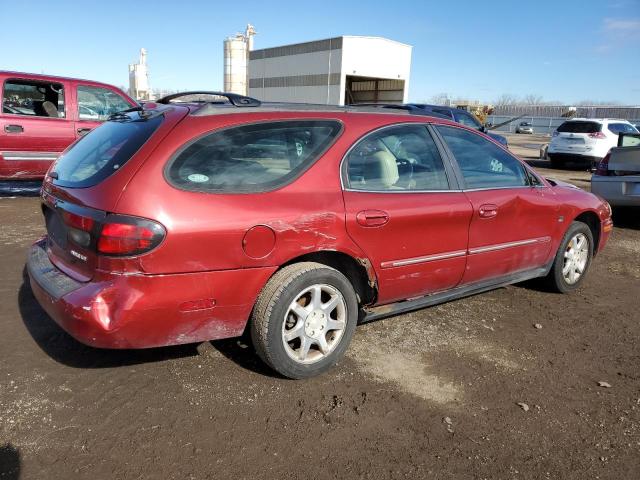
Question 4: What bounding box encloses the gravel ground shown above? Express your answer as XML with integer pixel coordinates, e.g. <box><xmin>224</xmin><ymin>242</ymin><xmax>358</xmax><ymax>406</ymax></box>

<box><xmin>1</xmin><ymin>134</ymin><xmax>639</xmax><ymax>479</ymax></box>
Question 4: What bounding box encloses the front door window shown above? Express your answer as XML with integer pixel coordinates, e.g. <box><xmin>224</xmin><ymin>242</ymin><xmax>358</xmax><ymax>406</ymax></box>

<box><xmin>77</xmin><ymin>86</ymin><xmax>132</xmax><ymax>121</ymax></box>
<box><xmin>436</xmin><ymin>125</ymin><xmax>528</xmax><ymax>189</ymax></box>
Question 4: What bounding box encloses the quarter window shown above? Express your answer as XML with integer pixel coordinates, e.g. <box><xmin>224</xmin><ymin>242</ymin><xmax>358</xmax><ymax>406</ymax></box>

<box><xmin>77</xmin><ymin>86</ymin><xmax>132</xmax><ymax>121</ymax></box>
<box><xmin>167</xmin><ymin>121</ymin><xmax>341</xmax><ymax>193</ymax></box>
<box><xmin>3</xmin><ymin>79</ymin><xmax>65</xmax><ymax>118</ymax></box>
<box><xmin>345</xmin><ymin>125</ymin><xmax>450</xmax><ymax>191</ymax></box>
<box><xmin>437</xmin><ymin>126</ymin><xmax>528</xmax><ymax>189</ymax></box>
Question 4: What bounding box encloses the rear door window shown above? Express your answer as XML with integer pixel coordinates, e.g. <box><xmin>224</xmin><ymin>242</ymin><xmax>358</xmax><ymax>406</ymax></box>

<box><xmin>608</xmin><ymin>123</ymin><xmax>638</xmax><ymax>135</ymax></box>
<box><xmin>437</xmin><ymin>126</ymin><xmax>528</xmax><ymax>189</ymax></box>
<box><xmin>166</xmin><ymin>121</ymin><xmax>341</xmax><ymax>193</ymax></box>
<box><xmin>52</xmin><ymin>111</ymin><xmax>163</xmax><ymax>188</ymax></box>
<box><xmin>77</xmin><ymin>85</ymin><xmax>133</xmax><ymax>121</ymax></box>
<box><xmin>3</xmin><ymin>79</ymin><xmax>65</xmax><ymax>118</ymax></box>
<box><xmin>557</xmin><ymin>121</ymin><xmax>601</xmax><ymax>134</ymax></box>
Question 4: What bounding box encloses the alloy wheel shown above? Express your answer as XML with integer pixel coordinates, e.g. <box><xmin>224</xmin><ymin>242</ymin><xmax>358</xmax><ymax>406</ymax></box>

<box><xmin>562</xmin><ymin>233</ymin><xmax>589</xmax><ymax>285</ymax></box>
<box><xmin>281</xmin><ymin>284</ymin><xmax>347</xmax><ymax>364</ymax></box>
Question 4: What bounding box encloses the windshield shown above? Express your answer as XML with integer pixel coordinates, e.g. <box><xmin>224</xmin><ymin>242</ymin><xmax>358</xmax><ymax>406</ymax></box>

<box><xmin>52</xmin><ymin>112</ymin><xmax>162</xmax><ymax>188</ymax></box>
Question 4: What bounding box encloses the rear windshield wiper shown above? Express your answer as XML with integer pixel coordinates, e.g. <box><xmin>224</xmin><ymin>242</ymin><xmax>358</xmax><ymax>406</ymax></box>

<box><xmin>107</xmin><ymin>111</ymin><xmax>135</xmax><ymax>122</ymax></box>
<box><xmin>108</xmin><ymin>106</ymin><xmax>156</xmax><ymax>122</ymax></box>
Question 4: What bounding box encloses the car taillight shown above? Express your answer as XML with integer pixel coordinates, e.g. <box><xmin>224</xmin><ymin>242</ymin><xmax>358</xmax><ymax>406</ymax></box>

<box><xmin>62</xmin><ymin>210</ymin><xmax>95</xmax><ymax>247</ymax></box>
<box><xmin>62</xmin><ymin>210</ymin><xmax>94</xmax><ymax>232</ymax></box>
<box><xmin>594</xmin><ymin>152</ymin><xmax>611</xmax><ymax>176</ymax></box>
<box><xmin>588</xmin><ymin>132</ymin><xmax>607</xmax><ymax>139</ymax></box>
<box><xmin>552</xmin><ymin>131</ymin><xmax>559</xmax><ymax>137</ymax></box>
<box><xmin>97</xmin><ymin>216</ymin><xmax>165</xmax><ymax>256</ymax></box>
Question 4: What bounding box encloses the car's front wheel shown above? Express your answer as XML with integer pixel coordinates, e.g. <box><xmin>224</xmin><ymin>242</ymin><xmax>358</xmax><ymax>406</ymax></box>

<box><xmin>545</xmin><ymin>221</ymin><xmax>594</xmax><ymax>293</ymax></box>
<box><xmin>250</xmin><ymin>262</ymin><xmax>358</xmax><ymax>379</ymax></box>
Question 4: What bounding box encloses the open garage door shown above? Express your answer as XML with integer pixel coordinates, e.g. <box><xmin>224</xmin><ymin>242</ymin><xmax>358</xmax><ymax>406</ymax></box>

<box><xmin>345</xmin><ymin>76</ymin><xmax>405</xmax><ymax>104</ymax></box>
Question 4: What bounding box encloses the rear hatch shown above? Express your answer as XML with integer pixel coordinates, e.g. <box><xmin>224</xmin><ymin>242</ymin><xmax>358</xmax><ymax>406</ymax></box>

<box><xmin>41</xmin><ymin>106</ymin><xmax>187</xmax><ymax>281</ymax></box>
<box><xmin>608</xmin><ymin>146</ymin><xmax>640</xmax><ymax>174</ymax></box>
<box><xmin>553</xmin><ymin>121</ymin><xmax>602</xmax><ymax>152</ymax></box>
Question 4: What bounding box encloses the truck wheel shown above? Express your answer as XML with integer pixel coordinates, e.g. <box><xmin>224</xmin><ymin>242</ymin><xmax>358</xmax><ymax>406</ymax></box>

<box><xmin>250</xmin><ymin>262</ymin><xmax>358</xmax><ymax>379</ymax></box>
<box><xmin>545</xmin><ymin>221</ymin><xmax>594</xmax><ymax>293</ymax></box>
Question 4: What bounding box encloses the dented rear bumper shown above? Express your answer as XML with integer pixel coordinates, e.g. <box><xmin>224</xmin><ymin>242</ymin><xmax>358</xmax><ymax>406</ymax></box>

<box><xmin>27</xmin><ymin>239</ymin><xmax>276</xmax><ymax>349</ymax></box>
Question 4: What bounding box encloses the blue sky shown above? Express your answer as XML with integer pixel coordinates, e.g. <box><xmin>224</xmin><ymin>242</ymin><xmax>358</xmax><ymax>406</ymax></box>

<box><xmin>1</xmin><ymin>0</ymin><xmax>639</xmax><ymax>104</ymax></box>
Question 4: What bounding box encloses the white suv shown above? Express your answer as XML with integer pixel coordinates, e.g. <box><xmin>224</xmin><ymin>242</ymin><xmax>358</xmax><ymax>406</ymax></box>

<box><xmin>547</xmin><ymin>118</ymin><xmax>638</xmax><ymax>167</ymax></box>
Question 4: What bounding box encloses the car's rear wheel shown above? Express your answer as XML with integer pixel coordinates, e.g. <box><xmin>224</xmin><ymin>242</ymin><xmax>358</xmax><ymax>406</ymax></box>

<box><xmin>545</xmin><ymin>221</ymin><xmax>594</xmax><ymax>293</ymax></box>
<box><xmin>250</xmin><ymin>262</ymin><xmax>358</xmax><ymax>379</ymax></box>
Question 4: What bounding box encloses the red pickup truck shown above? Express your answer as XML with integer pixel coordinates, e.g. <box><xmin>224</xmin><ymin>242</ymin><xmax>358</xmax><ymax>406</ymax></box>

<box><xmin>0</xmin><ymin>71</ymin><xmax>137</xmax><ymax>180</ymax></box>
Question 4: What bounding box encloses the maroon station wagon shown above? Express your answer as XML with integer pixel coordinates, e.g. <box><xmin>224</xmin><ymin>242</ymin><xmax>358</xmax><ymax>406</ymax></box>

<box><xmin>27</xmin><ymin>92</ymin><xmax>613</xmax><ymax>379</ymax></box>
<box><xmin>0</xmin><ymin>71</ymin><xmax>136</xmax><ymax>180</ymax></box>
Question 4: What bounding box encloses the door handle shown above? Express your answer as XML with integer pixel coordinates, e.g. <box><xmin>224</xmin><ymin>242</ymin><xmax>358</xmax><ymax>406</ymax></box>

<box><xmin>478</xmin><ymin>204</ymin><xmax>498</xmax><ymax>218</ymax></box>
<box><xmin>77</xmin><ymin>127</ymin><xmax>92</xmax><ymax>136</ymax></box>
<box><xmin>356</xmin><ymin>210</ymin><xmax>389</xmax><ymax>227</ymax></box>
<box><xmin>4</xmin><ymin>124</ymin><xmax>24</xmax><ymax>133</ymax></box>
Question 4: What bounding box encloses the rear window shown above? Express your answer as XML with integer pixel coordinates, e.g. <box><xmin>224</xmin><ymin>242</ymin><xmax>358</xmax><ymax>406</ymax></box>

<box><xmin>52</xmin><ymin>112</ymin><xmax>162</xmax><ymax>188</ymax></box>
<box><xmin>433</xmin><ymin>108</ymin><xmax>454</xmax><ymax>119</ymax></box>
<box><xmin>454</xmin><ymin>111</ymin><xmax>481</xmax><ymax>129</ymax></box>
<box><xmin>557</xmin><ymin>121</ymin><xmax>601</xmax><ymax>134</ymax></box>
<box><xmin>166</xmin><ymin>120</ymin><xmax>341</xmax><ymax>193</ymax></box>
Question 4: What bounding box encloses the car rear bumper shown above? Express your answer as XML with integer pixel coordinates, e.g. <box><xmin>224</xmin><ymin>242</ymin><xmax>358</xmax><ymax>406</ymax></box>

<box><xmin>591</xmin><ymin>176</ymin><xmax>640</xmax><ymax>207</ymax></box>
<box><xmin>27</xmin><ymin>240</ymin><xmax>276</xmax><ymax>349</ymax></box>
<box><xmin>548</xmin><ymin>152</ymin><xmax>601</xmax><ymax>166</ymax></box>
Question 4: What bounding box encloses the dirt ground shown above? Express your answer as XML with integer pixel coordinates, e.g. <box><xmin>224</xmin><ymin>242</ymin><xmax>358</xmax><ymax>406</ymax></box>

<box><xmin>1</xmin><ymin>133</ymin><xmax>639</xmax><ymax>479</ymax></box>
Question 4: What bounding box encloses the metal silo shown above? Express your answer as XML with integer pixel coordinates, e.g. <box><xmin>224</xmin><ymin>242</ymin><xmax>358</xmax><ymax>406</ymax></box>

<box><xmin>223</xmin><ymin>24</ymin><xmax>256</xmax><ymax>96</ymax></box>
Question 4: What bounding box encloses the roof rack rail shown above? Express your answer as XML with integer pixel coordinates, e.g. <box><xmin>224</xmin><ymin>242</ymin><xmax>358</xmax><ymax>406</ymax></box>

<box><xmin>156</xmin><ymin>91</ymin><xmax>261</xmax><ymax>107</ymax></box>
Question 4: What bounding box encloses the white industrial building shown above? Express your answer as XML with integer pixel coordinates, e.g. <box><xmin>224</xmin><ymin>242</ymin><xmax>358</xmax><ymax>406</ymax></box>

<box><xmin>246</xmin><ymin>36</ymin><xmax>412</xmax><ymax>105</ymax></box>
<box><xmin>129</xmin><ymin>48</ymin><xmax>151</xmax><ymax>100</ymax></box>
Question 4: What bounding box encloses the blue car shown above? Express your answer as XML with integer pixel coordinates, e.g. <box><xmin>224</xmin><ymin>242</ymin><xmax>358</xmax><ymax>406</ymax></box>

<box><xmin>407</xmin><ymin>104</ymin><xmax>509</xmax><ymax>148</ymax></box>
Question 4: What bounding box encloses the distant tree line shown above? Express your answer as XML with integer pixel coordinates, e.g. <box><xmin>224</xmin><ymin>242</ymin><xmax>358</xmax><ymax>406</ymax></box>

<box><xmin>426</xmin><ymin>92</ymin><xmax>624</xmax><ymax>107</ymax></box>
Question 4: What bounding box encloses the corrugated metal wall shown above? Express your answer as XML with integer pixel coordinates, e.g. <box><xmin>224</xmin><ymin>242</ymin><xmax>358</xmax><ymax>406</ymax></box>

<box><xmin>492</xmin><ymin>104</ymin><xmax>640</xmax><ymax>120</ymax></box>
<box><xmin>249</xmin><ymin>37</ymin><xmax>343</xmax><ymax>60</ymax></box>
<box><xmin>488</xmin><ymin>115</ymin><xmax>640</xmax><ymax>135</ymax></box>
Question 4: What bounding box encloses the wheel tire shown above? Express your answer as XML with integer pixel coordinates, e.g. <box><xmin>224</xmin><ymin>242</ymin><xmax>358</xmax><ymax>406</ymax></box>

<box><xmin>250</xmin><ymin>262</ymin><xmax>358</xmax><ymax>379</ymax></box>
<box><xmin>544</xmin><ymin>221</ymin><xmax>594</xmax><ymax>293</ymax></box>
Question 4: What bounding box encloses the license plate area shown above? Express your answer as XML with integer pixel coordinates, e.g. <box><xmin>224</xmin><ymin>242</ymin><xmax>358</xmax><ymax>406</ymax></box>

<box><xmin>27</xmin><ymin>241</ymin><xmax>82</xmax><ymax>299</ymax></box>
